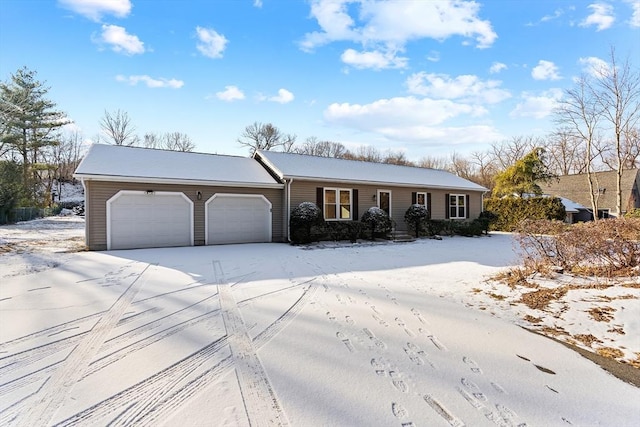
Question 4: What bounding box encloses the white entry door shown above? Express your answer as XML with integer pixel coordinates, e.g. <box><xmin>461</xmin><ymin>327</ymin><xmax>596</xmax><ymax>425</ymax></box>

<box><xmin>206</xmin><ymin>194</ymin><xmax>272</xmax><ymax>244</ymax></box>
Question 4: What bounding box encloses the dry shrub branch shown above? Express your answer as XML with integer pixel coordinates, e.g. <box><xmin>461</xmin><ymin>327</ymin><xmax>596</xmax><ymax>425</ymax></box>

<box><xmin>514</xmin><ymin>218</ymin><xmax>640</xmax><ymax>276</ymax></box>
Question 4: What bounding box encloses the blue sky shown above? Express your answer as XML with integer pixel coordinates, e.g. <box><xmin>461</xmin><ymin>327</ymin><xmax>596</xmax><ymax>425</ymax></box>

<box><xmin>1</xmin><ymin>0</ymin><xmax>638</xmax><ymax>160</ymax></box>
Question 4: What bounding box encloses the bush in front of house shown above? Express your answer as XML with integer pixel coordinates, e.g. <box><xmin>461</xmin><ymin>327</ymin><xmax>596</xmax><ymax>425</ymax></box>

<box><xmin>323</xmin><ymin>220</ymin><xmax>366</xmax><ymax>242</ymax></box>
<box><xmin>484</xmin><ymin>196</ymin><xmax>566</xmax><ymax>231</ymax></box>
<box><xmin>290</xmin><ymin>202</ymin><xmax>324</xmax><ymax>244</ymax></box>
<box><xmin>625</xmin><ymin>208</ymin><xmax>640</xmax><ymax>218</ymax></box>
<box><xmin>404</xmin><ymin>204</ymin><xmax>430</xmax><ymax>237</ymax></box>
<box><xmin>361</xmin><ymin>206</ymin><xmax>393</xmax><ymax>240</ymax></box>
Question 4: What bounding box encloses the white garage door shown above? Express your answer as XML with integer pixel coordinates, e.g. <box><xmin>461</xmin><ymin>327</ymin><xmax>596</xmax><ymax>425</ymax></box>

<box><xmin>107</xmin><ymin>191</ymin><xmax>193</xmax><ymax>250</ymax></box>
<box><xmin>206</xmin><ymin>194</ymin><xmax>272</xmax><ymax>245</ymax></box>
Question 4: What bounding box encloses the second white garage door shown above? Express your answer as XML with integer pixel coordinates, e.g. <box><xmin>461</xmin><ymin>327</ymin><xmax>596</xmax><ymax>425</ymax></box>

<box><xmin>206</xmin><ymin>194</ymin><xmax>272</xmax><ymax>244</ymax></box>
<box><xmin>107</xmin><ymin>190</ymin><xmax>193</xmax><ymax>250</ymax></box>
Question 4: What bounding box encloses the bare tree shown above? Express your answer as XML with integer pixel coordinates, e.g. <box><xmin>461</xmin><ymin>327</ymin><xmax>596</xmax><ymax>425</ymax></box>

<box><xmin>238</xmin><ymin>122</ymin><xmax>295</xmax><ymax>153</ymax></box>
<box><xmin>383</xmin><ymin>150</ymin><xmax>414</xmax><ymax>166</ymax></box>
<box><xmin>555</xmin><ymin>75</ymin><xmax>604</xmax><ymax>219</ymax></box>
<box><xmin>490</xmin><ymin>136</ymin><xmax>540</xmax><ymax>170</ymax></box>
<box><xmin>544</xmin><ymin>129</ymin><xmax>587</xmax><ymax>175</ymax></box>
<box><xmin>344</xmin><ymin>145</ymin><xmax>383</xmax><ymax>163</ymax></box>
<box><xmin>593</xmin><ymin>49</ymin><xmax>640</xmax><ymax>215</ymax></box>
<box><xmin>469</xmin><ymin>150</ymin><xmax>499</xmax><ymax>190</ymax></box>
<box><xmin>100</xmin><ymin>109</ymin><xmax>138</xmax><ymax>146</ymax></box>
<box><xmin>163</xmin><ymin>132</ymin><xmax>195</xmax><ymax>152</ymax></box>
<box><xmin>143</xmin><ymin>132</ymin><xmax>161</xmax><ymax>149</ymax></box>
<box><xmin>294</xmin><ymin>137</ymin><xmax>347</xmax><ymax>158</ymax></box>
<box><xmin>417</xmin><ymin>155</ymin><xmax>449</xmax><ymax>170</ymax></box>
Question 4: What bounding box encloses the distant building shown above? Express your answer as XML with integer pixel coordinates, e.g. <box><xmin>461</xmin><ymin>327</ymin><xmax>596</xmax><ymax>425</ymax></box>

<box><xmin>540</xmin><ymin>169</ymin><xmax>640</xmax><ymax>220</ymax></box>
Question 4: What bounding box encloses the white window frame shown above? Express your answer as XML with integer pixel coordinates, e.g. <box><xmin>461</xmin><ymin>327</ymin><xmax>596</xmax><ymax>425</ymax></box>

<box><xmin>449</xmin><ymin>194</ymin><xmax>466</xmax><ymax>219</ymax></box>
<box><xmin>415</xmin><ymin>192</ymin><xmax>427</xmax><ymax>207</ymax></box>
<box><xmin>324</xmin><ymin>188</ymin><xmax>352</xmax><ymax>221</ymax></box>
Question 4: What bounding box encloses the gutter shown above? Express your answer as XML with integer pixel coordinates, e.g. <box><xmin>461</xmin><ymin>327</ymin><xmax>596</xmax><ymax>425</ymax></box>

<box><xmin>80</xmin><ymin>177</ymin><xmax>88</xmax><ymax>248</ymax></box>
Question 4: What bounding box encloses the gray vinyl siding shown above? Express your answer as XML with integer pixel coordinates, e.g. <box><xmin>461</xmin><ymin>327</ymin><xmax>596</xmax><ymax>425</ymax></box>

<box><xmin>289</xmin><ymin>180</ymin><xmax>485</xmax><ymax>233</ymax></box>
<box><xmin>84</xmin><ymin>180</ymin><xmax>284</xmax><ymax>250</ymax></box>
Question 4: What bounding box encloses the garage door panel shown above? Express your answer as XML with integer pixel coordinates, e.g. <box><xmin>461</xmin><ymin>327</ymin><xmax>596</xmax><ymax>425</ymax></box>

<box><xmin>108</xmin><ymin>191</ymin><xmax>193</xmax><ymax>250</ymax></box>
<box><xmin>207</xmin><ymin>194</ymin><xmax>271</xmax><ymax>245</ymax></box>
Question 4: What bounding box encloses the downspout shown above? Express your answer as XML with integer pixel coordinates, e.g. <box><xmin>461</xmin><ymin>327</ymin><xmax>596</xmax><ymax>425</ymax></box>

<box><xmin>286</xmin><ymin>178</ymin><xmax>293</xmax><ymax>242</ymax></box>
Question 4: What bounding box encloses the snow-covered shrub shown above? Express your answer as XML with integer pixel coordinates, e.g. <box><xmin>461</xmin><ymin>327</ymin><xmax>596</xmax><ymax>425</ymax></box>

<box><xmin>404</xmin><ymin>204</ymin><xmax>429</xmax><ymax>237</ymax></box>
<box><xmin>324</xmin><ymin>221</ymin><xmax>365</xmax><ymax>243</ymax></box>
<box><xmin>361</xmin><ymin>207</ymin><xmax>392</xmax><ymax>240</ymax></box>
<box><xmin>290</xmin><ymin>202</ymin><xmax>323</xmax><ymax>244</ymax></box>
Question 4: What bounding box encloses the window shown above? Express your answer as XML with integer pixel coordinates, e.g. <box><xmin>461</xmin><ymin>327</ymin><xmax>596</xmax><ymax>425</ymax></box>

<box><xmin>597</xmin><ymin>209</ymin><xmax>610</xmax><ymax>219</ymax></box>
<box><xmin>416</xmin><ymin>192</ymin><xmax>427</xmax><ymax>207</ymax></box>
<box><xmin>449</xmin><ymin>194</ymin><xmax>466</xmax><ymax>219</ymax></box>
<box><xmin>324</xmin><ymin>188</ymin><xmax>352</xmax><ymax>220</ymax></box>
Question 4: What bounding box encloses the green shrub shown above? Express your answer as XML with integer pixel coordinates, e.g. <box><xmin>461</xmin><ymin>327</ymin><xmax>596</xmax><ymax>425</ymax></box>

<box><xmin>404</xmin><ymin>204</ymin><xmax>430</xmax><ymax>237</ymax></box>
<box><xmin>323</xmin><ymin>221</ymin><xmax>365</xmax><ymax>242</ymax></box>
<box><xmin>484</xmin><ymin>196</ymin><xmax>566</xmax><ymax>231</ymax></box>
<box><xmin>361</xmin><ymin>207</ymin><xmax>393</xmax><ymax>240</ymax></box>
<box><xmin>290</xmin><ymin>202</ymin><xmax>323</xmax><ymax>244</ymax></box>
<box><xmin>625</xmin><ymin>208</ymin><xmax>640</xmax><ymax>218</ymax></box>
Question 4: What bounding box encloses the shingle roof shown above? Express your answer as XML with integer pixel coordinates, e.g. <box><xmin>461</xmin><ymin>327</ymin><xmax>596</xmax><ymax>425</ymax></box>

<box><xmin>74</xmin><ymin>144</ymin><xmax>282</xmax><ymax>188</ymax></box>
<box><xmin>255</xmin><ymin>150</ymin><xmax>488</xmax><ymax>192</ymax></box>
<box><xmin>540</xmin><ymin>169</ymin><xmax>640</xmax><ymax>212</ymax></box>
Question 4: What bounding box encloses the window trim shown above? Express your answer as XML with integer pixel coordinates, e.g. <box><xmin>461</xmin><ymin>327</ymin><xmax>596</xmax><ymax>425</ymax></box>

<box><xmin>323</xmin><ymin>187</ymin><xmax>353</xmax><ymax>221</ymax></box>
<box><xmin>415</xmin><ymin>192</ymin><xmax>427</xmax><ymax>207</ymax></box>
<box><xmin>449</xmin><ymin>193</ymin><xmax>467</xmax><ymax>219</ymax></box>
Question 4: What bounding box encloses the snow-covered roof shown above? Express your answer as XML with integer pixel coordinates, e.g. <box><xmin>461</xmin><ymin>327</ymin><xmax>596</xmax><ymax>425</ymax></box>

<box><xmin>558</xmin><ymin>196</ymin><xmax>587</xmax><ymax>213</ymax></box>
<box><xmin>255</xmin><ymin>150</ymin><xmax>488</xmax><ymax>191</ymax></box>
<box><xmin>74</xmin><ymin>144</ymin><xmax>282</xmax><ymax>188</ymax></box>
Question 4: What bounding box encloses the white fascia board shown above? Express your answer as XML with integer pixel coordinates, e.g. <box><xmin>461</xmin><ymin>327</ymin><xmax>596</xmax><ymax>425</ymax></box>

<box><xmin>282</xmin><ymin>175</ymin><xmax>488</xmax><ymax>192</ymax></box>
<box><xmin>74</xmin><ymin>174</ymin><xmax>284</xmax><ymax>189</ymax></box>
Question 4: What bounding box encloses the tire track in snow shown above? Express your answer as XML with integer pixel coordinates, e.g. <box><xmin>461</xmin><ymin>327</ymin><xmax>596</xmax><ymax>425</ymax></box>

<box><xmin>216</xmin><ymin>260</ymin><xmax>290</xmax><ymax>427</ymax></box>
<box><xmin>14</xmin><ymin>263</ymin><xmax>152</xmax><ymax>427</ymax></box>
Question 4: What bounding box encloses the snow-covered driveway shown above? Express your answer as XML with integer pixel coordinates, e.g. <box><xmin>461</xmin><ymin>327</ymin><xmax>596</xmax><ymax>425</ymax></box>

<box><xmin>1</xmin><ymin>235</ymin><xmax>638</xmax><ymax>426</ymax></box>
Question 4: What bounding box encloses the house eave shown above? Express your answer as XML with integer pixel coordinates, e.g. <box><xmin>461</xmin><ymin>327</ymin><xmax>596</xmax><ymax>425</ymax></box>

<box><xmin>280</xmin><ymin>175</ymin><xmax>488</xmax><ymax>192</ymax></box>
<box><xmin>73</xmin><ymin>173</ymin><xmax>285</xmax><ymax>189</ymax></box>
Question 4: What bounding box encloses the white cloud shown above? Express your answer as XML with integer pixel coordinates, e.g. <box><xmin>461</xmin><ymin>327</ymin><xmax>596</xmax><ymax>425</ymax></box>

<box><xmin>426</xmin><ymin>51</ymin><xmax>440</xmax><ymax>62</ymax></box>
<box><xmin>531</xmin><ymin>60</ymin><xmax>561</xmax><ymax>80</ymax></box>
<box><xmin>269</xmin><ymin>89</ymin><xmax>295</xmax><ymax>104</ymax></box>
<box><xmin>406</xmin><ymin>72</ymin><xmax>511</xmax><ymax>104</ymax></box>
<box><xmin>340</xmin><ymin>48</ymin><xmax>408</xmax><ymax>70</ymax></box>
<box><xmin>216</xmin><ymin>85</ymin><xmax>245</xmax><ymax>101</ymax></box>
<box><xmin>624</xmin><ymin>0</ymin><xmax>640</xmax><ymax>27</ymax></box>
<box><xmin>196</xmin><ymin>26</ymin><xmax>228</xmax><ymax>58</ymax></box>
<box><xmin>96</xmin><ymin>25</ymin><xmax>144</xmax><ymax>55</ymax></box>
<box><xmin>580</xmin><ymin>3</ymin><xmax>615</xmax><ymax>30</ymax></box>
<box><xmin>300</xmin><ymin>0</ymin><xmax>497</xmax><ymax>64</ymax></box>
<box><xmin>579</xmin><ymin>56</ymin><xmax>613</xmax><ymax>78</ymax></box>
<box><xmin>325</xmin><ymin>96</ymin><xmax>486</xmax><ymax>129</ymax></box>
<box><xmin>58</xmin><ymin>0</ymin><xmax>131</xmax><ymax>21</ymax></box>
<box><xmin>254</xmin><ymin>0</ymin><xmax>263</xmax><ymax>7</ymax></box>
<box><xmin>115</xmin><ymin>75</ymin><xmax>184</xmax><ymax>88</ymax></box>
<box><xmin>324</xmin><ymin>96</ymin><xmax>500</xmax><ymax>144</ymax></box>
<box><xmin>510</xmin><ymin>89</ymin><xmax>563</xmax><ymax>119</ymax></box>
<box><xmin>489</xmin><ymin>62</ymin><xmax>507</xmax><ymax>74</ymax></box>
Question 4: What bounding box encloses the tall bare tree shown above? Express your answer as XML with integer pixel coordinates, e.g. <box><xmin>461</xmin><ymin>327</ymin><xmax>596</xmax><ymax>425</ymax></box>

<box><xmin>100</xmin><ymin>109</ymin><xmax>138</xmax><ymax>146</ymax></box>
<box><xmin>294</xmin><ymin>137</ymin><xmax>347</xmax><ymax>158</ymax></box>
<box><xmin>555</xmin><ymin>75</ymin><xmax>604</xmax><ymax>219</ymax></box>
<box><xmin>593</xmin><ymin>49</ymin><xmax>640</xmax><ymax>215</ymax></box>
<box><xmin>544</xmin><ymin>129</ymin><xmax>587</xmax><ymax>175</ymax></box>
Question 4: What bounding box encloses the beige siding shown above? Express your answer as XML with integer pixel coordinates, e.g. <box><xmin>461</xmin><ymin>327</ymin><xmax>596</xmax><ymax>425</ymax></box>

<box><xmin>85</xmin><ymin>180</ymin><xmax>284</xmax><ymax>250</ymax></box>
<box><xmin>289</xmin><ymin>180</ymin><xmax>485</xmax><ymax>233</ymax></box>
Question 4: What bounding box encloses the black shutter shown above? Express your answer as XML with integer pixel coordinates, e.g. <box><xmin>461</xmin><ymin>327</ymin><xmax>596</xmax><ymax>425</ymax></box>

<box><xmin>316</xmin><ymin>187</ymin><xmax>324</xmax><ymax>215</ymax></box>
<box><xmin>427</xmin><ymin>193</ymin><xmax>432</xmax><ymax>218</ymax></box>
<box><xmin>445</xmin><ymin>193</ymin><xmax>450</xmax><ymax>219</ymax></box>
<box><xmin>411</xmin><ymin>192</ymin><xmax>417</xmax><ymax>204</ymax></box>
<box><xmin>466</xmin><ymin>194</ymin><xmax>470</xmax><ymax>218</ymax></box>
<box><xmin>352</xmin><ymin>189</ymin><xmax>359</xmax><ymax>220</ymax></box>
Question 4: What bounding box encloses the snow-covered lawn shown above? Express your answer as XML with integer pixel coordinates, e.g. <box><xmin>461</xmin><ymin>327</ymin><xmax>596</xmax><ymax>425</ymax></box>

<box><xmin>0</xmin><ymin>218</ymin><xmax>638</xmax><ymax>426</ymax></box>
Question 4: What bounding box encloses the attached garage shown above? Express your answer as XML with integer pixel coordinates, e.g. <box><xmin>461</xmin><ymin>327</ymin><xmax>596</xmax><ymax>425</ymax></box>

<box><xmin>206</xmin><ymin>194</ymin><xmax>272</xmax><ymax>244</ymax></box>
<box><xmin>107</xmin><ymin>191</ymin><xmax>193</xmax><ymax>250</ymax></box>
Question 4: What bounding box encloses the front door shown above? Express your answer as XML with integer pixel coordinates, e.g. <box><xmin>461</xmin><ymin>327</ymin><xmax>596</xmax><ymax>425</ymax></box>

<box><xmin>378</xmin><ymin>190</ymin><xmax>391</xmax><ymax>216</ymax></box>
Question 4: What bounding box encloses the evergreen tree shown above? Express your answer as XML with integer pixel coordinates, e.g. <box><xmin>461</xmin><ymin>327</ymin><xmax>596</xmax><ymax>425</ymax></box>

<box><xmin>492</xmin><ymin>148</ymin><xmax>555</xmax><ymax>198</ymax></box>
<box><xmin>0</xmin><ymin>67</ymin><xmax>71</xmax><ymax>204</ymax></box>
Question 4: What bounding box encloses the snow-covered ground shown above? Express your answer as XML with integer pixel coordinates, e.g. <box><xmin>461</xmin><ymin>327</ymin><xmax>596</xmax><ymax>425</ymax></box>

<box><xmin>0</xmin><ymin>218</ymin><xmax>638</xmax><ymax>426</ymax></box>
